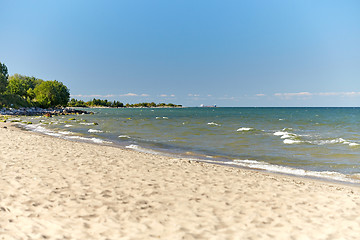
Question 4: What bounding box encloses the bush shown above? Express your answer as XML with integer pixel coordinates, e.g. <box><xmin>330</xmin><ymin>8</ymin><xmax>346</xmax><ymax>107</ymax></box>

<box><xmin>0</xmin><ymin>94</ymin><xmax>32</xmax><ymax>108</ymax></box>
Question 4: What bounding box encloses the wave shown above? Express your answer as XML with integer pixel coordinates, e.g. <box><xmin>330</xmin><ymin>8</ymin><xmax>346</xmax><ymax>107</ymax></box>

<box><xmin>67</xmin><ymin>136</ymin><xmax>110</xmax><ymax>144</ymax></box>
<box><xmin>273</xmin><ymin>130</ymin><xmax>301</xmax><ymax>144</ymax></box>
<box><xmin>80</xmin><ymin>122</ymin><xmax>98</xmax><ymax>126</ymax></box>
<box><xmin>118</xmin><ymin>135</ymin><xmax>131</xmax><ymax>138</ymax></box>
<box><xmin>23</xmin><ymin>124</ymin><xmax>63</xmax><ymax>137</ymax></box>
<box><xmin>283</xmin><ymin>139</ymin><xmax>302</xmax><ymax>144</ymax></box>
<box><xmin>311</xmin><ymin>138</ymin><xmax>360</xmax><ymax>147</ymax></box>
<box><xmin>58</xmin><ymin>131</ymin><xmax>73</xmax><ymax>135</ymax></box>
<box><xmin>20</xmin><ymin>123</ymin><xmax>110</xmax><ymax>144</ymax></box>
<box><xmin>237</xmin><ymin>127</ymin><xmax>253</xmax><ymax>132</ymax></box>
<box><xmin>88</xmin><ymin>129</ymin><xmax>103</xmax><ymax>133</ymax></box>
<box><xmin>227</xmin><ymin>159</ymin><xmax>360</xmax><ymax>184</ymax></box>
<box><xmin>125</xmin><ymin>144</ymin><xmax>161</xmax><ymax>155</ymax></box>
<box><xmin>207</xmin><ymin>122</ymin><xmax>221</xmax><ymax>126</ymax></box>
<box><xmin>273</xmin><ymin>130</ymin><xmax>359</xmax><ymax>146</ymax></box>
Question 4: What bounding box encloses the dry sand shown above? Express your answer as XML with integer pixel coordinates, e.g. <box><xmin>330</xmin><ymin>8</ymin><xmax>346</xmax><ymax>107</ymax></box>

<box><xmin>0</xmin><ymin>122</ymin><xmax>360</xmax><ymax>240</ymax></box>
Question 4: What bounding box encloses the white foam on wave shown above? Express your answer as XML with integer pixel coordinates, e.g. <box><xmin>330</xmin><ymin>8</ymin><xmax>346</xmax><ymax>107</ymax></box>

<box><xmin>309</xmin><ymin>138</ymin><xmax>359</xmax><ymax>147</ymax></box>
<box><xmin>80</xmin><ymin>122</ymin><xmax>97</xmax><ymax>126</ymax></box>
<box><xmin>237</xmin><ymin>127</ymin><xmax>253</xmax><ymax>131</ymax></box>
<box><xmin>64</xmin><ymin>124</ymin><xmax>73</xmax><ymax>127</ymax></box>
<box><xmin>118</xmin><ymin>135</ymin><xmax>131</xmax><ymax>138</ymax></box>
<box><xmin>58</xmin><ymin>131</ymin><xmax>73</xmax><ymax>135</ymax></box>
<box><xmin>88</xmin><ymin>129</ymin><xmax>103</xmax><ymax>133</ymax></box>
<box><xmin>274</xmin><ymin>129</ymin><xmax>359</xmax><ymax>147</ymax></box>
<box><xmin>274</xmin><ymin>130</ymin><xmax>302</xmax><ymax>144</ymax></box>
<box><xmin>20</xmin><ymin>123</ymin><xmax>111</xmax><ymax>145</ymax></box>
<box><xmin>273</xmin><ymin>131</ymin><xmax>288</xmax><ymax>136</ymax></box>
<box><xmin>208</xmin><ymin>122</ymin><xmax>221</xmax><ymax>126</ymax></box>
<box><xmin>185</xmin><ymin>157</ymin><xmax>360</xmax><ymax>183</ymax></box>
<box><xmin>125</xmin><ymin>144</ymin><xmax>160</xmax><ymax>155</ymax></box>
<box><xmin>22</xmin><ymin>123</ymin><xmax>62</xmax><ymax>137</ymax></box>
<box><xmin>313</xmin><ymin>138</ymin><xmax>344</xmax><ymax>145</ymax></box>
<box><xmin>226</xmin><ymin>159</ymin><xmax>360</xmax><ymax>184</ymax></box>
<box><xmin>125</xmin><ymin>144</ymin><xmax>139</xmax><ymax>149</ymax></box>
<box><xmin>67</xmin><ymin>136</ymin><xmax>110</xmax><ymax>144</ymax></box>
<box><xmin>283</xmin><ymin>139</ymin><xmax>302</xmax><ymax>144</ymax></box>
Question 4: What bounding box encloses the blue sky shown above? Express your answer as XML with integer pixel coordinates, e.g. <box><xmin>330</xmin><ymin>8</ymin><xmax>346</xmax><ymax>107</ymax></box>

<box><xmin>1</xmin><ymin>0</ymin><xmax>360</xmax><ymax>106</ymax></box>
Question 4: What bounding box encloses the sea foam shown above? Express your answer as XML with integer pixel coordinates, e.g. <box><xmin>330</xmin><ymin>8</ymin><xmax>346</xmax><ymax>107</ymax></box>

<box><xmin>228</xmin><ymin>159</ymin><xmax>360</xmax><ymax>183</ymax></box>
<box><xmin>274</xmin><ymin>130</ymin><xmax>301</xmax><ymax>144</ymax></box>
<box><xmin>237</xmin><ymin>127</ymin><xmax>253</xmax><ymax>131</ymax></box>
<box><xmin>311</xmin><ymin>138</ymin><xmax>360</xmax><ymax>147</ymax></box>
<box><xmin>125</xmin><ymin>144</ymin><xmax>160</xmax><ymax>155</ymax></box>
<box><xmin>20</xmin><ymin>123</ymin><xmax>110</xmax><ymax>144</ymax></box>
<box><xmin>118</xmin><ymin>135</ymin><xmax>131</xmax><ymax>138</ymax></box>
<box><xmin>208</xmin><ymin>122</ymin><xmax>221</xmax><ymax>126</ymax></box>
<box><xmin>88</xmin><ymin>129</ymin><xmax>103</xmax><ymax>133</ymax></box>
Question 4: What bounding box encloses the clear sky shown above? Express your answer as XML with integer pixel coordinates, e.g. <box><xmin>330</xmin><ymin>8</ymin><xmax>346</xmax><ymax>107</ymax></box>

<box><xmin>1</xmin><ymin>0</ymin><xmax>360</xmax><ymax>107</ymax></box>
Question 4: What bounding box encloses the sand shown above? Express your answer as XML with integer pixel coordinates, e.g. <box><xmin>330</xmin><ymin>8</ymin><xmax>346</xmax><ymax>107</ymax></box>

<box><xmin>0</xmin><ymin>122</ymin><xmax>360</xmax><ymax>240</ymax></box>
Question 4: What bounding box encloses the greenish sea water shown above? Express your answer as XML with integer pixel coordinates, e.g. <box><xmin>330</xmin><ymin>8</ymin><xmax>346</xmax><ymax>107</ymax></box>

<box><xmin>19</xmin><ymin>107</ymin><xmax>360</xmax><ymax>184</ymax></box>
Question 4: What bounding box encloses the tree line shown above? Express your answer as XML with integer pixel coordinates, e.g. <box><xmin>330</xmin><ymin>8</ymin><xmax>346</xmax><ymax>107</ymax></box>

<box><xmin>68</xmin><ymin>98</ymin><xmax>124</xmax><ymax>108</ymax></box>
<box><xmin>68</xmin><ymin>98</ymin><xmax>182</xmax><ymax>108</ymax></box>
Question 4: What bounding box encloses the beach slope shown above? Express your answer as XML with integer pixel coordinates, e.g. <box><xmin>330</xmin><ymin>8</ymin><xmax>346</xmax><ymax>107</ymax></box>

<box><xmin>0</xmin><ymin>123</ymin><xmax>359</xmax><ymax>239</ymax></box>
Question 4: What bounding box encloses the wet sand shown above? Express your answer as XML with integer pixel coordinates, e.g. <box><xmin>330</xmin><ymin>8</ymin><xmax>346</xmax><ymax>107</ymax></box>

<box><xmin>0</xmin><ymin>122</ymin><xmax>359</xmax><ymax>239</ymax></box>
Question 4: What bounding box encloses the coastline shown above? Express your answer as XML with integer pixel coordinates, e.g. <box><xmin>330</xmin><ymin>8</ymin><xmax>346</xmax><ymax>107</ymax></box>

<box><xmin>0</xmin><ymin>107</ymin><xmax>91</xmax><ymax>116</ymax></box>
<box><xmin>1</xmin><ymin>122</ymin><xmax>360</xmax><ymax>239</ymax></box>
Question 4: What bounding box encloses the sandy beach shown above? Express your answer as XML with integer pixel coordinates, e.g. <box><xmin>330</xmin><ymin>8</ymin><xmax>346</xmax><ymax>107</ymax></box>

<box><xmin>0</xmin><ymin>122</ymin><xmax>359</xmax><ymax>239</ymax></box>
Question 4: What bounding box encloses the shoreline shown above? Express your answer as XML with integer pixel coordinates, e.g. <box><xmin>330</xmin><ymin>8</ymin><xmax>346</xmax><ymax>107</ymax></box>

<box><xmin>0</xmin><ymin>107</ymin><xmax>91</xmax><ymax>117</ymax></box>
<box><xmin>14</xmin><ymin>119</ymin><xmax>359</xmax><ymax>187</ymax></box>
<box><xmin>16</xmin><ymin>121</ymin><xmax>360</xmax><ymax>187</ymax></box>
<box><xmin>1</xmin><ymin>121</ymin><xmax>360</xmax><ymax>239</ymax></box>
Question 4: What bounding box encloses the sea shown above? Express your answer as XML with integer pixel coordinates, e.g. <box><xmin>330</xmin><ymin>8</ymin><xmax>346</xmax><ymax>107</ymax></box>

<box><xmin>17</xmin><ymin>107</ymin><xmax>360</xmax><ymax>184</ymax></box>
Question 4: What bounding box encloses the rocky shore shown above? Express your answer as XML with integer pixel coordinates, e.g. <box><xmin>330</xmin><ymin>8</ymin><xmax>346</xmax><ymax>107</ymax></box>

<box><xmin>0</xmin><ymin>107</ymin><xmax>91</xmax><ymax>116</ymax></box>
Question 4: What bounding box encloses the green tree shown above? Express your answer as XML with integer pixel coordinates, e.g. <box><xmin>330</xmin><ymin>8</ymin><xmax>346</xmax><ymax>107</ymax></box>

<box><xmin>7</xmin><ymin>74</ymin><xmax>28</xmax><ymax>97</ymax></box>
<box><xmin>34</xmin><ymin>80</ymin><xmax>70</xmax><ymax>108</ymax></box>
<box><xmin>0</xmin><ymin>62</ymin><xmax>9</xmax><ymax>94</ymax></box>
<box><xmin>68</xmin><ymin>98</ymin><xmax>86</xmax><ymax>107</ymax></box>
<box><xmin>7</xmin><ymin>74</ymin><xmax>44</xmax><ymax>99</ymax></box>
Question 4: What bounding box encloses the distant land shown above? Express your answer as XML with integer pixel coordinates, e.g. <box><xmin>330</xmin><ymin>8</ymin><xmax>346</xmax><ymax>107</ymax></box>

<box><xmin>68</xmin><ymin>98</ymin><xmax>182</xmax><ymax>108</ymax></box>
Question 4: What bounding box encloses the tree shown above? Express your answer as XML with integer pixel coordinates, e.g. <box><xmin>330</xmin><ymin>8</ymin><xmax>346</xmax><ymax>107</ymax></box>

<box><xmin>34</xmin><ymin>80</ymin><xmax>70</xmax><ymax>108</ymax></box>
<box><xmin>7</xmin><ymin>74</ymin><xmax>28</xmax><ymax>97</ymax></box>
<box><xmin>0</xmin><ymin>62</ymin><xmax>9</xmax><ymax>94</ymax></box>
<box><xmin>68</xmin><ymin>98</ymin><xmax>86</xmax><ymax>107</ymax></box>
<box><xmin>7</xmin><ymin>74</ymin><xmax>44</xmax><ymax>99</ymax></box>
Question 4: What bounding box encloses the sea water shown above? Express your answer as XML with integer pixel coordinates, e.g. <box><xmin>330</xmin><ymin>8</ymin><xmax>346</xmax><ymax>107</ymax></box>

<box><xmin>19</xmin><ymin>107</ymin><xmax>360</xmax><ymax>184</ymax></box>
